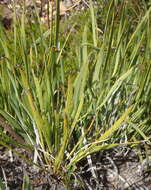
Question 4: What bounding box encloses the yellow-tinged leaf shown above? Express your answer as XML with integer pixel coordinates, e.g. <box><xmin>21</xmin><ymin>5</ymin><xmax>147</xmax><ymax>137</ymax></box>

<box><xmin>67</xmin><ymin>141</ymin><xmax>141</xmax><ymax>170</ymax></box>
<box><xmin>65</xmin><ymin>75</ymin><xmax>74</xmax><ymax>116</ymax></box>
<box><xmin>54</xmin><ymin>113</ymin><xmax>69</xmax><ymax>172</ymax></box>
<box><xmin>32</xmin><ymin>71</ymin><xmax>44</xmax><ymax>112</ymax></box>
<box><xmin>67</xmin><ymin>106</ymin><xmax>134</xmax><ymax>169</ymax></box>
<box><xmin>20</xmin><ymin>71</ymin><xmax>49</xmax><ymax>150</ymax></box>
<box><xmin>98</xmin><ymin>105</ymin><xmax>133</xmax><ymax>142</ymax></box>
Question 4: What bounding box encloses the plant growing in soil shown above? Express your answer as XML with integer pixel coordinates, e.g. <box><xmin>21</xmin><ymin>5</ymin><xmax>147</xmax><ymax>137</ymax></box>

<box><xmin>0</xmin><ymin>0</ymin><xmax>151</xmax><ymax>189</ymax></box>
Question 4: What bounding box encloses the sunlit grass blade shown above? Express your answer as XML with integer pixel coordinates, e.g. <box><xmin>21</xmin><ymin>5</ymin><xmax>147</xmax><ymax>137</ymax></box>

<box><xmin>54</xmin><ymin>113</ymin><xmax>69</xmax><ymax>173</ymax></box>
<box><xmin>90</xmin><ymin>0</ymin><xmax>97</xmax><ymax>46</ymax></box>
<box><xmin>96</xmin><ymin>67</ymin><xmax>134</xmax><ymax>110</ymax></box>
<box><xmin>67</xmin><ymin>105</ymin><xmax>134</xmax><ymax>168</ymax></box>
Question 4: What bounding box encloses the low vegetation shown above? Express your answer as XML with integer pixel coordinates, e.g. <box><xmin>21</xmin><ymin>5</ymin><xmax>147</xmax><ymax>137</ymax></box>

<box><xmin>0</xmin><ymin>0</ymin><xmax>151</xmax><ymax>189</ymax></box>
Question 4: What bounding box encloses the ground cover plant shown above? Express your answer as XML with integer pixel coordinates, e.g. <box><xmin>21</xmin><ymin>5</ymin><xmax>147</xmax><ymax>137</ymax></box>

<box><xmin>0</xmin><ymin>0</ymin><xmax>151</xmax><ymax>189</ymax></box>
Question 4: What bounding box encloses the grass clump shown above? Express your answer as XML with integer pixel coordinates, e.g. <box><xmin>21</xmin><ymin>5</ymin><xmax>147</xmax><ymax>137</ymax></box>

<box><xmin>0</xmin><ymin>0</ymin><xmax>151</xmax><ymax>189</ymax></box>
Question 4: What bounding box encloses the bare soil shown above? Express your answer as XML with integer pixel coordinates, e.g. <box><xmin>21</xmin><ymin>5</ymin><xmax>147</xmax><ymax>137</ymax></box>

<box><xmin>0</xmin><ymin>145</ymin><xmax>151</xmax><ymax>190</ymax></box>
